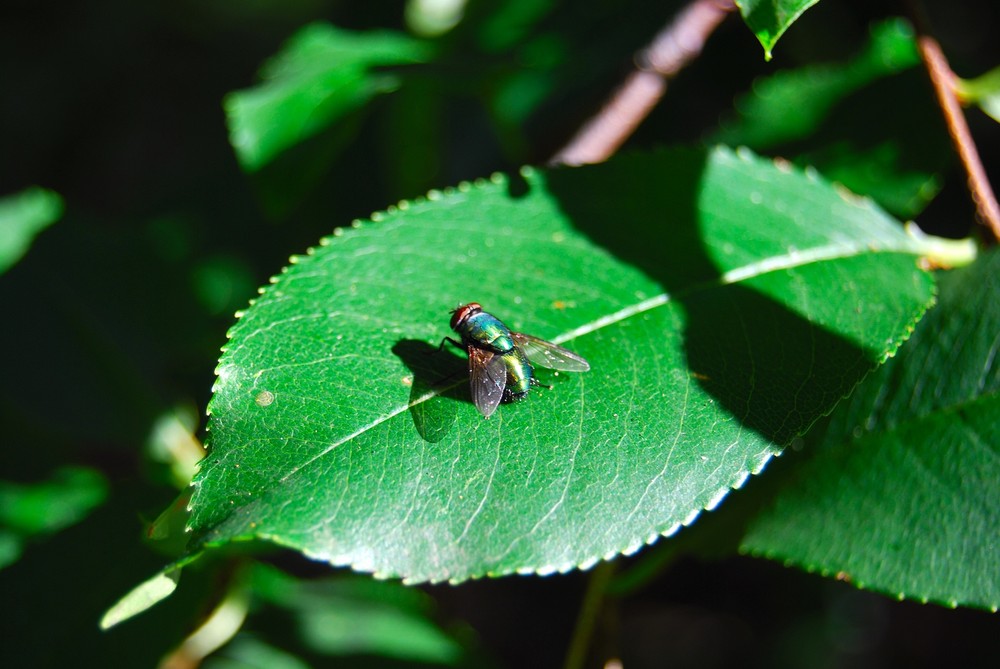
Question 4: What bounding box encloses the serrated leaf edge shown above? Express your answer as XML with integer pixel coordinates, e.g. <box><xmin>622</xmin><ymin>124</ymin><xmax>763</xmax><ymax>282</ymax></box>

<box><xmin>739</xmin><ymin>382</ymin><xmax>1000</xmax><ymax>614</ymax></box>
<box><xmin>190</xmin><ymin>147</ymin><xmax>936</xmax><ymax>583</ymax></box>
<box><xmin>739</xmin><ymin>543</ymin><xmax>999</xmax><ymax>612</ymax></box>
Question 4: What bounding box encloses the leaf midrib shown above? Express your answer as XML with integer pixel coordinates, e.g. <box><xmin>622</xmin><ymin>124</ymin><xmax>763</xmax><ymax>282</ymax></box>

<box><xmin>260</xmin><ymin>242</ymin><xmax>922</xmax><ymax>494</ymax></box>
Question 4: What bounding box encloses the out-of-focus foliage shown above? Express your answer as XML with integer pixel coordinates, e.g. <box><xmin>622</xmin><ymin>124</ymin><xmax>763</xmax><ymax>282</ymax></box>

<box><xmin>3</xmin><ymin>0</ymin><xmax>997</xmax><ymax>666</ymax></box>
<box><xmin>714</xmin><ymin>19</ymin><xmax>951</xmax><ymax>218</ymax></box>
<box><xmin>956</xmin><ymin>65</ymin><xmax>1000</xmax><ymax>123</ymax></box>
<box><xmin>0</xmin><ymin>186</ymin><xmax>62</xmax><ymax>274</ymax></box>
<box><xmin>0</xmin><ymin>467</ymin><xmax>107</xmax><ymax>569</ymax></box>
<box><xmin>225</xmin><ymin>23</ymin><xmax>432</xmax><ymax>172</ymax></box>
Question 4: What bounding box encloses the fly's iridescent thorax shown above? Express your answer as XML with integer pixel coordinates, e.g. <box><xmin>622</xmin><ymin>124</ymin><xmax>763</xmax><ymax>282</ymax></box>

<box><xmin>451</xmin><ymin>303</ymin><xmax>516</xmax><ymax>354</ymax></box>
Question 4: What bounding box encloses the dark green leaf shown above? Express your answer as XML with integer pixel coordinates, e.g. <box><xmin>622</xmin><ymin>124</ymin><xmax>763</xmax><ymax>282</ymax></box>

<box><xmin>735</xmin><ymin>0</ymin><xmax>821</xmax><ymax>59</ymax></box>
<box><xmin>714</xmin><ymin>19</ymin><xmax>948</xmax><ymax>218</ymax></box>
<box><xmin>249</xmin><ymin>565</ymin><xmax>468</xmax><ymax>664</ymax></box>
<box><xmin>0</xmin><ymin>487</ymin><xmax>214</xmax><ymax>665</ymax></box>
<box><xmin>225</xmin><ymin>23</ymin><xmax>432</xmax><ymax>172</ymax></box>
<box><xmin>740</xmin><ymin>250</ymin><xmax>1000</xmax><ymax>611</ymax></box>
<box><xmin>716</xmin><ymin>20</ymin><xmax>920</xmax><ymax>148</ymax></box>
<box><xmin>189</xmin><ymin>146</ymin><xmax>934</xmax><ymax>584</ymax></box>
<box><xmin>204</xmin><ymin>636</ymin><xmax>312</xmax><ymax>669</ymax></box>
<box><xmin>0</xmin><ymin>467</ymin><xmax>107</xmax><ymax>569</ymax></box>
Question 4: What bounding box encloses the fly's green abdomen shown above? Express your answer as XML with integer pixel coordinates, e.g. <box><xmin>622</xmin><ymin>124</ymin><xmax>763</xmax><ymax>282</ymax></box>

<box><xmin>501</xmin><ymin>348</ymin><xmax>534</xmax><ymax>402</ymax></box>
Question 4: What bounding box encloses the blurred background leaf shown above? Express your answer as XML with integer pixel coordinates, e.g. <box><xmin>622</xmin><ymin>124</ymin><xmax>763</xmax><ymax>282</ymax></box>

<box><xmin>0</xmin><ymin>186</ymin><xmax>62</xmax><ymax>274</ymax></box>
<box><xmin>240</xmin><ymin>564</ymin><xmax>481</xmax><ymax>666</ymax></box>
<box><xmin>225</xmin><ymin>23</ymin><xmax>433</xmax><ymax>173</ymax></box>
<box><xmin>714</xmin><ymin>18</ymin><xmax>951</xmax><ymax>219</ymax></box>
<box><xmin>0</xmin><ymin>467</ymin><xmax>107</xmax><ymax>569</ymax></box>
<box><xmin>956</xmin><ymin>64</ymin><xmax>1000</xmax><ymax>123</ymax></box>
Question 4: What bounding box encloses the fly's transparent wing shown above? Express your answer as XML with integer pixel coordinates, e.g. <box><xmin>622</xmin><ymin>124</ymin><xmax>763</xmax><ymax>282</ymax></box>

<box><xmin>511</xmin><ymin>332</ymin><xmax>591</xmax><ymax>372</ymax></box>
<box><xmin>468</xmin><ymin>347</ymin><xmax>507</xmax><ymax>418</ymax></box>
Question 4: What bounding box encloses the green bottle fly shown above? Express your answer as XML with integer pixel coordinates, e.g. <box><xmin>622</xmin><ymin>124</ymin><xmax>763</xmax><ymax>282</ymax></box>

<box><xmin>440</xmin><ymin>302</ymin><xmax>590</xmax><ymax>418</ymax></box>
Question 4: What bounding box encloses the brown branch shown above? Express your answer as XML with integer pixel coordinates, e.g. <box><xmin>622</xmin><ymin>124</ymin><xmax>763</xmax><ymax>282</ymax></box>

<box><xmin>907</xmin><ymin>1</ymin><xmax>1000</xmax><ymax>241</ymax></box>
<box><xmin>549</xmin><ymin>0</ymin><xmax>736</xmax><ymax>167</ymax></box>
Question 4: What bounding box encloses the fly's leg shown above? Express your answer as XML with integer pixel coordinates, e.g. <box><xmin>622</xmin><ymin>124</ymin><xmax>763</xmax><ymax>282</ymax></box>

<box><xmin>437</xmin><ymin>336</ymin><xmax>466</xmax><ymax>354</ymax></box>
<box><xmin>428</xmin><ymin>337</ymin><xmax>468</xmax><ymax>389</ymax></box>
<box><xmin>530</xmin><ymin>377</ymin><xmax>553</xmax><ymax>390</ymax></box>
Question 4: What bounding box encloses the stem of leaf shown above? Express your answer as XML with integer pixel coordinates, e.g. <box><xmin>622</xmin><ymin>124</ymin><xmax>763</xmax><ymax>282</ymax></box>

<box><xmin>905</xmin><ymin>0</ymin><xmax>1000</xmax><ymax>242</ymax></box>
<box><xmin>549</xmin><ymin>0</ymin><xmax>736</xmax><ymax>167</ymax></box>
<box><xmin>607</xmin><ymin>543</ymin><xmax>681</xmax><ymax>597</ymax></box>
<box><xmin>563</xmin><ymin>561</ymin><xmax>617</xmax><ymax>669</ymax></box>
<box><xmin>158</xmin><ymin>559</ymin><xmax>250</xmax><ymax>669</ymax></box>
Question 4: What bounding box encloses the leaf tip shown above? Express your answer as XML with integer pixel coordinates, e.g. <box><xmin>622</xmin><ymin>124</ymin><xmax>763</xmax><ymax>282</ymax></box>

<box><xmin>99</xmin><ymin>568</ymin><xmax>182</xmax><ymax>630</ymax></box>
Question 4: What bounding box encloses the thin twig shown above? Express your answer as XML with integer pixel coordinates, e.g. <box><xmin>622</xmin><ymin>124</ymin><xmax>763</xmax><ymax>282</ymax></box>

<box><xmin>906</xmin><ymin>0</ymin><xmax>1000</xmax><ymax>241</ymax></box>
<box><xmin>549</xmin><ymin>0</ymin><xmax>736</xmax><ymax>166</ymax></box>
<box><xmin>563</xmin><ymin>561</ymin><xmax>617</xmax><ymax>669</ymax></box>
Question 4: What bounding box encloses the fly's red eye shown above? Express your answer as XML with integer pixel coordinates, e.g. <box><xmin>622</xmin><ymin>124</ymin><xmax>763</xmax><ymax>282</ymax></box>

<box><xmin>449</xmin><ymin>306</ymin><xmax>469</xmax><ymax>330</ymax></box>
<box><xmin>450</xmin><ymin>303</ymin><xmax>482</xmax><ymax>330</ymax></box>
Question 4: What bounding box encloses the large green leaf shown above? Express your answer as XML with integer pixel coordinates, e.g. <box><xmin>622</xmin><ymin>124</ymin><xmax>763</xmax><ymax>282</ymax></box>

<box><xmin>735</xmin><ymin>0</ymin><xmax>820</xmax><ymax>59</ymax></box>
<box><xmin>740</xmin><ymin>250</ymin><xmax>1000</xmax><ymax>611</ymax></box>
<box><xmin>189</xmin><ymin>146</ymin><xmax>934</xmax><ymax>583</ymax></box>
<box><xmin>225</xmin><ymin>23</ymin><xmax>431</xmax><ymax>172</ymax></box>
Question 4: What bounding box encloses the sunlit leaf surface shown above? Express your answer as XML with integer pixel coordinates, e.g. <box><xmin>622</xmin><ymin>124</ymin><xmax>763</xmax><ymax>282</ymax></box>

<box><xmin>189</xmin><ymin>146</ymin><xmax>934</xmax><ymax>583</ymax></box>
